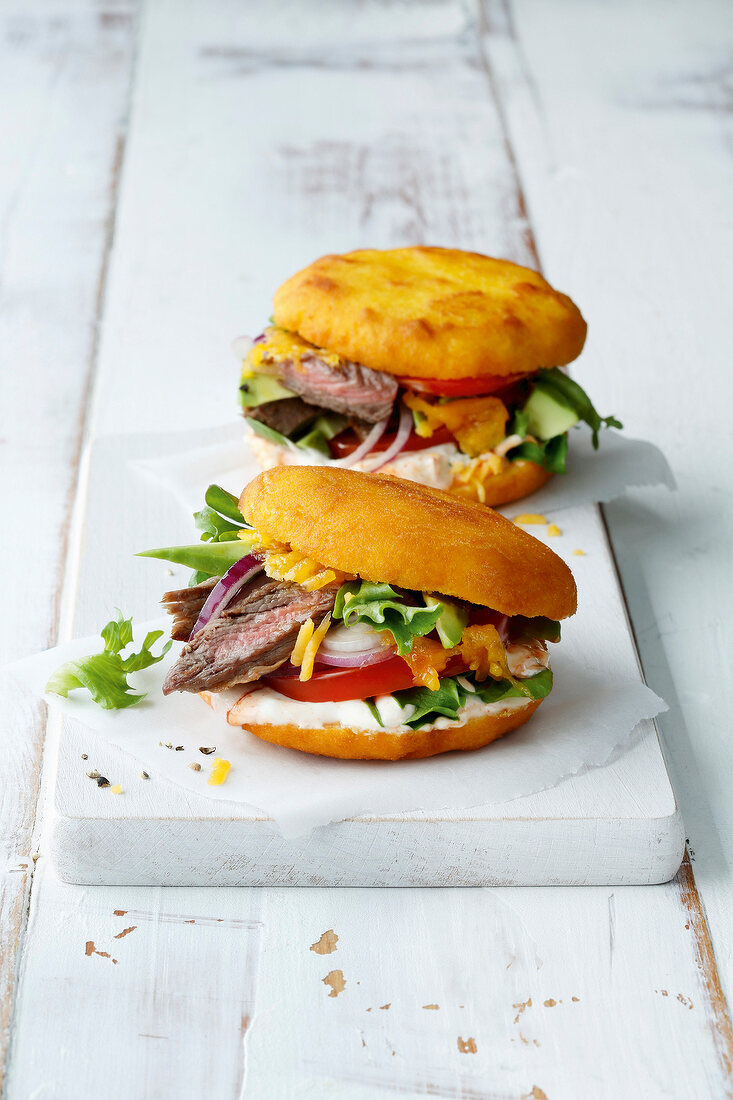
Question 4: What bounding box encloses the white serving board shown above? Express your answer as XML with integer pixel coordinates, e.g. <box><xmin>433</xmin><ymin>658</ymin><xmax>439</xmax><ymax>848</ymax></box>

<box><xmin>49</xmin><ymin>434</ymin><xmax>684</xmax><ymax>886</ymax></box>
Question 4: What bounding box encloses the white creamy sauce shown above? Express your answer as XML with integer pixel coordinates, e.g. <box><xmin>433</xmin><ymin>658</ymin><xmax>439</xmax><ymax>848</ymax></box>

<box><xmin>247</xmin><ymin>428</ymin><xmax>458</xmax><ymax>488</ymax></box>
<box><xmin>246</xmin><ymin>428</ymin><xmax>523</xmax><ymax>492</ymax></box>
<box><xmin>353</xmin><ymin>444</ymin><xmax>458</xmax><ymax>489</ymax></box>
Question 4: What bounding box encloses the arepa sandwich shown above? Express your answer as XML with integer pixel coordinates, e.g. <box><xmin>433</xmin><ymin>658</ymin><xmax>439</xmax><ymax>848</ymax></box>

<box><xmin>140</xmin><ymin>466</ymin><xmax>577</xmax><ymax>760</ymax></box>
<box><xmin>236</xmin><ymin>247</ymin><xmax>621</xmax><ymax>507</ymax></box>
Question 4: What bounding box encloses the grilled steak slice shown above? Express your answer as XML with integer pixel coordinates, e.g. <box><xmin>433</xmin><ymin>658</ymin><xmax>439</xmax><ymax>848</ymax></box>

<box><xmin>272</xmin><ymin>354</ymin><xmax>398</xmax><ymax>423</ymax></box>
<box><xmin>162</xmin><ymin>577</ymin><xmax>218</xmax><ymax>641</ymax></box>
<box><xmin>248</xmin><ymin>396</ymin><xmax>320</xmax><ymax>437</ymax></box>
<box><xmin>162</xmin><ymin>575</ymin><xmax>338</xmax><ymax>694</ymax></box>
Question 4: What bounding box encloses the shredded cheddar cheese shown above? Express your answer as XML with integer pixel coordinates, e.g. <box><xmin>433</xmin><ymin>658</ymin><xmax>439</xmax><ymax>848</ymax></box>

<box><xmin>261</xmin><ymin>543</ymin><xmax>353</xmax><ymax>591</ymax></box>
<box><xmin>459</xmin><ymin>624</ymin><xmax>511</xmax><ymax>682</ymax></box>
<box><xmin>513</xmin><ymin>513</ymin><xmax>548</xmax><ymax>525</ymax></box>
<box><xmin>573</xmin><ymin>549</ymin><xmax>586</xmax><ymax>556</ymax></box>
<box><xmin>450</xmin><ymin>454</ymin><xmax>504</xmax><ymax>503</ymax></box>
<box><xmin>400</xmin><ymin>627</ymin><xmax>516</xmax><ymax>690</ymax></box>
<box><xmin>547</xmin><ymin>523</ymin><xmax>562</xmax><ymax>537</ymax></box>
<box><xmin>403</xmin><ymin>392</ymin><xmax>508</xmax><ymax>456</ymax></box>
<box><xmin>299</xmin><ymin>613</ymin><xmax>332</xmax><ymax>681</ymax></box>
<box><xmin>400</xmin><ymin>636</ymin><xmax>451</xmax><ymax>691</ymax></box>
<box><xmin>208</xmin><ymin>758</ymin><xmax>231</xmax><ymax>786</ymax></box>
<box><xmin>291</xmin><ymin>618</ymin><xmax>315</xmax><ymax>667</ymax></box>
<box><xmin>247</xmin><ymin>326</ymin><xmax>343</xmax><ymax>372</ymax></box>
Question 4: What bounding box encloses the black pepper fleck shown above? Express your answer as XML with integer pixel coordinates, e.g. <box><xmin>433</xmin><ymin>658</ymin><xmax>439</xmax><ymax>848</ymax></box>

<box><xmin>199</xmin><ymin>746</ymin><xmax>216</xmax><ymax>755</ymax></box>
<box><xmin>96</xmin><ymin>776</ymin><xmax>110</xmax><ymax>788</ymax></box>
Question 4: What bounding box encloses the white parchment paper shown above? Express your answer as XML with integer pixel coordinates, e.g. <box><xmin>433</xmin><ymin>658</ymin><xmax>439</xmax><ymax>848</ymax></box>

<box><xmin>4</xmin><ymin>619</ymin><xmax>666</xmax><ymax>838</ymax></box>
<box><xmin>130</xmin><ymin>423</ymin><xmax>675</xmax><ymax>518</ymax></box>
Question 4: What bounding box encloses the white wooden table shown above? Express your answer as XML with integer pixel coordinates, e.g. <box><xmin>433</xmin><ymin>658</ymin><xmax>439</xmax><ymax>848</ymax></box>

<box><xmin>2</xmin><ymin>1</ymin><xmax>732</xmax><ymax>1095</ymax></box>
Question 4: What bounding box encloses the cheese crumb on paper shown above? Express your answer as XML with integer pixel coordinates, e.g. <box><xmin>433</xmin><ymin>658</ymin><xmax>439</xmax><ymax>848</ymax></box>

<box><xmin>513</xmin><ymin>513</ymin><xmax>548</xmax><ymax>525</ymax></box>
<box><xmin>208</xmin><ymin>757</ymin><xmax>231</xmax><ymax>786</ymax></box>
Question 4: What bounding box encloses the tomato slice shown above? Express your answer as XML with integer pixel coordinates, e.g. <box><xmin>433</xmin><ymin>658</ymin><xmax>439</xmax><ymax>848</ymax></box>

<box><xmin>264</xmin><ymin>656</ymin><xmax>418</xmax><ymax>703</ymax></box>
<box><xmin>328</xmin><ymin>425</ymin><xmax>454</xmax><ymax>460</ymax></box>
<box><xmin>398</xmin><ymin>373</ymin><xmax>529</xmax><ymax>398</ymax></box>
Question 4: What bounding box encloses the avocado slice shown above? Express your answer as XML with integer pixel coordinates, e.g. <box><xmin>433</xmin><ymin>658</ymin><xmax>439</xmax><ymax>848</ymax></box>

<box><xmin>239</xmin><ymin>371</ymin><xmax>295</xmax><ymax>408</ymax></box>
<box><xmin>295</xmin><ymin>414</ymin><xmax>348</xmax><ymax>455</ymax></box>
<box><xmin>523</xmin><ymin>387</ymin><xmax>579</xmax><ymax>440</ymax></box>
<box><xmin>424</xmin><ymin>595</ymin><xmax>468</xmax><ymax>648</ymax></box>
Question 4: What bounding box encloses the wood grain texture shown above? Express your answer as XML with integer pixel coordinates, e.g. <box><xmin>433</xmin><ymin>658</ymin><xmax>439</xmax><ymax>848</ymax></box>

<box><xmin>3</xmin><ymin>0</ymin><xmax>733</xmax><ymax>1096</ymax></box>
<box><xmin>0</xmin><ymin>0</ymin><xmax>137</xmax><ymax>1090</ymax></box>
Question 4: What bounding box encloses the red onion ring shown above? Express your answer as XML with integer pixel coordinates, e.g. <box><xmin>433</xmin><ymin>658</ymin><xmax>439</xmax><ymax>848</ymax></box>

<box><xmin>267</xmin><ymin>646</ymin><xmax>395</xmax><ymax>678</ymax></box>
<box><xmin>496</xmin><ymin>615</ymin><xmax>510</xmax><ymax>644</ymax></box>
<box><xmin>232</xmin><ymin>335</ymin><xmax>254</xmax><ymax>359</ymax></box>
<box><xmin>189</xmin><ymin>554</ymin><xmax>263</xmax><ymax>639</ymax></box>
<box><xmin>363</xmin><ymin>401</ymin><xmax>413</xmax><ymax>471</ymax></box>
<box><xmin>315</xmin><ymin>647</ymin><xmax>394</xmax><ymax>668</ymax></box>
<box><xmin>334</xmin><ymin>416</ymin><xmax>389</xmax><ymax>468</ymax></box>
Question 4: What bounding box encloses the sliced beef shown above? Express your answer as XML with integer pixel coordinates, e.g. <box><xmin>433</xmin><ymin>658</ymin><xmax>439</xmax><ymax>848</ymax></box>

<box><xmin>272</xmin><ymin>354</ymin><xmax>398</xmax><ymax>423</ymax></box>
<box><xmin>162</xmin><ymin>577</ymin><xmax>218</xmax><ymax>641</ymax></box>
<box><xmin>162</xmin><ymin>574</ymin><xmax>338</xmax><ymax>695</ymax></box>
<box><xmin>248</xmin><ymin>395</ymin><xmax>320</xmax><ymax>436</ymax></box>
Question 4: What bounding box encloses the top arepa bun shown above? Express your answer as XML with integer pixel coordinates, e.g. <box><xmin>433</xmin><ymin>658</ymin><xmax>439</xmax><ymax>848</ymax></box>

<box><xmin>240</xmin><ymin>466</ymin><xmax>577</xmax><ymax>621</ymax></box>
<box><xmin>272</xmin><ymin>246</ymin><xmax>586</xmax><ymax>380</ymax></box>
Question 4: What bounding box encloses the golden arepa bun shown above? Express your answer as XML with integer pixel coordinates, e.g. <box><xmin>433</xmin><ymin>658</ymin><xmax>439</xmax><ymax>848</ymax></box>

<box><xmin>200</xmin><ymin>690</ymin><xmax>542</xmax><ymax>760</ymax></box>
<box><xmin>231</xmin><ymin>702</ymin><xmax>541</xmax><ymax>760</ymax></box>
<box><xmin>272</xmin><ymin>247</ymin><xmax>586</xmax><ymax>380</ymax></box>
<box><xmin>452</xmin><ymin>459</ymin><xmax>554</xmax><ymax>508</ymax></box>
<box><xmin>240</xmin><ymin>466</ymin><xmax>577</xmax><ymax>620</ymax></box>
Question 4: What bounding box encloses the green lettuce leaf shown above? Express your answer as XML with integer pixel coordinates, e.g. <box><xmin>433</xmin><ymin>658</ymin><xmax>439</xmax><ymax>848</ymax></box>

<box><xmin>472</xmin><ymin>668</ymin><xmax>553</xmax><ymax>703</ymax></box>
<box><xmin>245</xmin><ymin>417</ymin><xmax>293</xmax><ymax>448</ymax></box>
<box><xmin>194</xmin><ymin>484</ymin><xmax>251</xmax><ymax>543</ymax></box>
<box><xmin>394</xmin><ymin>677</ymin><xmax>464</xmax><ymax>726</ymax></box>
<box><xmin>205</xmin><ymin>484</ymin><xmax>248</xmax><ymax>526</ymax></box>
<box><xmin>46</xmin><ymin>611</ymin><xmax>171</xmax><ymax>710</ymax></box>
<box><xmin>508</xmin><ymin>433</ymin><xmax>569</xmax><ymax>473</ymax></box>
<box><xmin>333</xmin><ymin>581</ymin><xmax>443</xmax><ymax>655</ymax></box>
<box><xmin>532</xmin><ymin>368</ymin><xmax>622</xmax><ymax>448</ymax></box>
<box><xmin>511</xmin><ymin>617</ymin><xmax>562</xmax><ymax>644</ymax></box>
<box><xmin>363</xmin><ymin>698</ymin><xmax>385</xmax><ymax>728</ymax></box>
<box><xmin>509</xmin><ymin>407</ymin><xmax>530</xmax><ymax>438</ymax></box>
<box><xmin>188</xmin><ymin>570</ymin><xmax>212</xmax><ymax>588</ymax></box>
<box><xmin>394</xmin><ymin>669</ymin><xmax>553</xmax><ymax>729</ymax></box>
<box><xmin>194</xmin><ymin>506</ymin><xmax>238</xmax><ymax>542</ymax></box>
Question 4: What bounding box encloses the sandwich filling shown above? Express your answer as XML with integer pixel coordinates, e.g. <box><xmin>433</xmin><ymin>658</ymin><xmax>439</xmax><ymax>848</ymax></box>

<box><xmin>238</xmin><ymin>327</ymin><xmax>621</xmax><ymax>502</ymax></box>
<box><xmin>143</xmin><ymin>487</ymin><xmax>559</xmax><ymax>734</ymax></box>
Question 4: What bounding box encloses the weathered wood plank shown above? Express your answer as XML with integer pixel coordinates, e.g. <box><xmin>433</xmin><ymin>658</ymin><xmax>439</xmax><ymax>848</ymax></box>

<box><xmin>0</xmin><ymin>0</ymin><xmax>138</xmax><ymax>1089</ymax></box>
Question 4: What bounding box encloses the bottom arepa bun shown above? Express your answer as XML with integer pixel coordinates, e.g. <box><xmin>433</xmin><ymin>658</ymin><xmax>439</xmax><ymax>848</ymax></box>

<box><xmin>450</xmin><ymin>458</ymin><xmax>553</xmax><ymax>509</ymax></box>
<box><xmin>201</xmin><ymin>690</ymin><xmax>542</xmax><ymax>761</ymax></box>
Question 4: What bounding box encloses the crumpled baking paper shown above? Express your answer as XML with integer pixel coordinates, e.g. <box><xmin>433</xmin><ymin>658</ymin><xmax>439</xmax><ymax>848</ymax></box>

<box><xmin>3</xmin><ymin>619</ymin><xmax>666</xmax><ymax>838</ymax></box>
<box><xmin>129</xmin><ymin>422</ymin><xmax>675</xmax><ymax>519</ymax></box>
